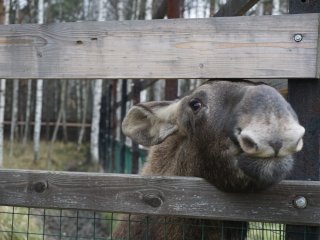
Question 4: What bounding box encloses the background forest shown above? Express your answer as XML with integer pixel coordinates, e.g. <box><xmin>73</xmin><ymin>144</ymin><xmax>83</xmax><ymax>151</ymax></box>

<box><xmin>0</xmin><ymin>0</ymin><xmax>289</xmax><ymax>173</ymax></box>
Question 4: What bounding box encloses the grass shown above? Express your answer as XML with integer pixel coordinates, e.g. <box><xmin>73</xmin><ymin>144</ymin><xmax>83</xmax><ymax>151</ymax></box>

<box><xmin>0</xmin><ymin>206</ymin><xmax>43</xmax><ymax>240</ymax></box>
<box><xmin>248</xmin><ymin>222</ymin><xmax>285</xmax><ymax>240</ymax></box>
<box><xmin>2</xmin><ymin>141</ymin><xmax>101</xmax><ymax>172</ymax></box>
<box><xmin>0</xmin><ymin>141</ymin><xmax>104</xmax><ymax>240</ymax></box>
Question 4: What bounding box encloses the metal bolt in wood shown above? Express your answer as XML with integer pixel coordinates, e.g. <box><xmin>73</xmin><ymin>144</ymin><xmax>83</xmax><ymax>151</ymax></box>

<box><xmin>294</xmin><ymin>34</ymin><xmax>303</xmax><ymax>42</ymax></box>
<box><xmin>293</xmin><ymin>196</ymin><xmax>307</xmax><ymax>209</ymax></box>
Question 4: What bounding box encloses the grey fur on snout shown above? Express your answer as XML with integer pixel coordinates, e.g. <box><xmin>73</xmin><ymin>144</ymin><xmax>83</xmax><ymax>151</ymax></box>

<box><xmin>236</xmin><ymin>120</ymin><xmax>305</xmax><ymax>158</ymax></box>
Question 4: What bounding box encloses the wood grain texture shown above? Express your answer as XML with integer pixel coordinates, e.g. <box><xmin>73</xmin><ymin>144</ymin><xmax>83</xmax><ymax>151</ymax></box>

<box><xmin>0</xmin><ymin>169</ymin><xmax>319</xmax><ymax>225</ymax></box>
<box><xmin>0</xmin><ymin>14</ymin><xmax>319</xmax><ymax>79</ymax></box>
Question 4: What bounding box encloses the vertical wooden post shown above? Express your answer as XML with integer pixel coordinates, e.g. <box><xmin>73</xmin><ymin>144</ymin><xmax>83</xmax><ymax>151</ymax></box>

<box><xmin>286</xmin><ymin>1</ymin><xmax>320</xmax><ymax>239</ymax></box>
<box><xmin>120</xmin><ymin>80</ymin><xmax>128</xmax><ymax>173</ymax></box>
<box><xmin>165</xmin><ymin>0</ymin><xmax>182</xmax><ymax>100</ymax></box>
<box><xmin>165</xmin><ymin>80</ymin><xmax>178</xmax><ymax>100</ymax></box>
<box><xmin>131</xmin><ymin>80</ymin><xmax>141</xmax><ymax>174</ymax></box>
<box><xmin>167</xmin><ymin>0</ymin><xmax>181</xmax><ymax>18</ymax></box>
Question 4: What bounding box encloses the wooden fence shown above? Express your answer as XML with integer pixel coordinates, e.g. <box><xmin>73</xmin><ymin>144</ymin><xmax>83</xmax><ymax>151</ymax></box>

<box><xmin>0</xmin><ymin>169</ymin><xmax>318</xmax><ymax>226</ymax></box>
<box><xmin>1</xmin><ymin>14</ymin><xmax>319</xmax><ymax>79</ymax></box>
<box><xmin>0</xmin><ymin>0</ymin><xmax>319</xmax><ymax>239</ymax></box>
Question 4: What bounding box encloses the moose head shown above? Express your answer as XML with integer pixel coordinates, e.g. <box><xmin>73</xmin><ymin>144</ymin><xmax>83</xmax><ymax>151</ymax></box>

<box><xmin>122</xmin><ymin>80</ymin><xmax>304</xmax><ymax>192</ymax></box>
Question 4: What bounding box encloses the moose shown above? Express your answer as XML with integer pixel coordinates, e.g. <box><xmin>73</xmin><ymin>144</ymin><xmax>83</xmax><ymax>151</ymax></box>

<box><xmin>113</xmin><ymin>79</ymin><xmax>305</xmax><ymax>240</ymax></box>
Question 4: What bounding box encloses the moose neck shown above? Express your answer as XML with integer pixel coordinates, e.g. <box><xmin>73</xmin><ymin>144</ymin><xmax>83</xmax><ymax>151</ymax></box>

<box><xmin>142</xmin><ymin>133</ymin><xmax>270</xmax><ymax>193</ymax></box>
<box><xmin>141</xmin><ymin>134</ymin><xmax>202</xmax><ymax>177</ymax></box>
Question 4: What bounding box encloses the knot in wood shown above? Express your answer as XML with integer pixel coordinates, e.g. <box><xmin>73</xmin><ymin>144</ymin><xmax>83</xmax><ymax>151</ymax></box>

<box><xmin>33</xmin><ymin>181</ymin><xmax>48</xmax><ymax>193</ymax></box>
<box><xmin>142</xmin><ymin>193</ymin><xmax>163</xmax><ymax>208</ymax></box>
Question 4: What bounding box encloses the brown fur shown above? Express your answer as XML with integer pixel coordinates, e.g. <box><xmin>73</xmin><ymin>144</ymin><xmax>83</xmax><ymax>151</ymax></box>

<box><xmin>114</xmin><ymin>80</ymin><xmax>305</xmax><ymax>240</ymax></box>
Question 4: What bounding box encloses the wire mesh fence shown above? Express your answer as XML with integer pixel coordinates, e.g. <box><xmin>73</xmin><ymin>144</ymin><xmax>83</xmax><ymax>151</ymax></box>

<box><xmin>0</xmin><ymin>205</ymin><xmax>316</xmax><ymax>240</ymax></box>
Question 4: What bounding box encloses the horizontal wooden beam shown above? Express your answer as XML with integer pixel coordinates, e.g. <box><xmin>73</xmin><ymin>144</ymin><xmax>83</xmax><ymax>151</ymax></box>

<box><xmin>0</xmin><ymin>14</ymin><xmax>319</xmax><ymax>79</ymax></box>
<box><xmin>3</xmin><ymin>121</ymin><xmax>91</xmax><ymax>127</ymax></box>
<box><xmin>214</xmin><ymin>0</ymin><xmax>259</xmax><ymax>17</ymax></box>
<box><xmin>0</xmin><ymin>169</ymin><xmax>319</xmax><ymax>225</ymax></box>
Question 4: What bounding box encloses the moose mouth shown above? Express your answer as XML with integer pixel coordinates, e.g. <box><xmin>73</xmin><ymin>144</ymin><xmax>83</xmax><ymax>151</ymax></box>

<box><xmin>237</xmin><ymin>154</ymin><xmax>294</xmax><ymax>187</ymax></box>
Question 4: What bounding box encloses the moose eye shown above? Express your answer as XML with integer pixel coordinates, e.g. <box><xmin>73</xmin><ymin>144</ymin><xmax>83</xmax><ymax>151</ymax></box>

<box><xmin>189</xmin><ymin>99</ymin><xmax>203</xmax><ymax>112</ymax></box>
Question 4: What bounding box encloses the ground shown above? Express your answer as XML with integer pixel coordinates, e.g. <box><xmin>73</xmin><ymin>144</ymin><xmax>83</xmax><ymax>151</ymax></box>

<box><xmin>3</xmin><ymin>141</ymin><xmax>99</xmax><ymax>171</ymax></box>
<box><xmin>1</xmin><ymin>141</ymin><xmax>109</xmax><ymax>240</ymax></box>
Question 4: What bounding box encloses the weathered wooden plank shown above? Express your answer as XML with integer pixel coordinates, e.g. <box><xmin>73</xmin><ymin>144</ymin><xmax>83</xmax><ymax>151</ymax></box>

<box><xmin>286</xmin><ymin>2</ymin><xmax>320</xmax><ymax>239</ymax></box>
<box><xmin>0</xmin><ymin>169</ymin><xmax>319</xmax><ymax>225</ymax></box>
<box><xmin>214</xmin><ymin>0</ymin><xmax>259</xmax><ymax>17</ymax></box>
<box><xmin>0</xmin><ymin>14</ymin><xmax>319</xmax><ymax>79</ymax></box>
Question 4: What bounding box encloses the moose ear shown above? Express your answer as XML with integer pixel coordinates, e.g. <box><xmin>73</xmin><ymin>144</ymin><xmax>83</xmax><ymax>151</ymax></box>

<box><xmin>122</xmin><ymin>101</ymin><xmax>179</xmax><ymax>146</ymax></box>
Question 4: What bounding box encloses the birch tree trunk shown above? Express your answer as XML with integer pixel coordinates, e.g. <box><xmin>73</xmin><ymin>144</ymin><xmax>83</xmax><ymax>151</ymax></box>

<box><xmin>0</xmin><ymin>79</ymin><xmax>6</xmax><ymax>167</ymax></box>
<box><xmin>272</xmin><ymin>0</ymin><xmax>281</xmax><ymax>15</ymax></box>
<box><xmin>34</xmin><ymin>80</ymin><xmax>43</xmax><ymax>162</ymax></box>
<box><xmin>22</xmin><ymin>80</ymin><xmax>32</xmax><ymax>148</ymax></box>
<box><xmin>77</xmin><ymin>81</ymin><xmax>88</xmax><ymax>150</ymax></box>
<box><xmin>90</xmin><ymin>0</ymin><xmax>106</xmax><ymax>163</ymax></box>
<box><xmin>83</xmin><ymin>0</ymin><xmax>89</xmax><ymax>19</ymax></box>
<box><xmin>0</xmin><ymin>0</ymin><xmax>10</xmax><ymax>167</ymax></box>
<box><xmin>9</xmin><ymin>79</ymin><xmax>19</xmax><ymax>158</ymax></box>
<box><xmin>34</xmin><ymin>0</ymin><xmax>44</xmax><ymax>163</ymax></box>
<box><xmin>98</xmin><ymin>0</ymin><xmax>107</xmax><ymax>21</ymax></box>
<box><xmin>4</xmin><ymin>0</ymin><xmax>9</xmax><ymax>24</ymax></box>
<box><xmin>90</xmin><ymin>80</ymin><xmax>102</xmax><ymax>163</ymax></box>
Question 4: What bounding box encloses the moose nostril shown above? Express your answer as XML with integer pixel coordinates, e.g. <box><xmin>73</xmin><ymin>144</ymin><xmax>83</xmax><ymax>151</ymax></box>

<box><xmin>269</xmin><ymin>140</ymin><xmax>282</xmax><ymax>156</ymax></box>
<box><xmin>296</xmin><ymin>138</ymin><xmax>303</xmax><ymax>152</ymax></box>
<box><xmin>241</xmin><ymin>136</ymin><xmax>258</xmax><ymax>151</ymax></box>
